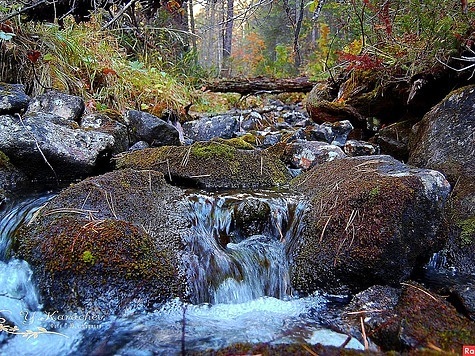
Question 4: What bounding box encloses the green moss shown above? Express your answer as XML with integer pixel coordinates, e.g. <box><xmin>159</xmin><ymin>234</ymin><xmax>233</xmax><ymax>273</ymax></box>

<box><xmin>0</xmin><ymin>150</ymin><xmax>10</xmax><ymax>168</ymax></box>
<box><xmin>457</xmin><ymin>216</ymin><xmax>475</xmax><ymax>246</ymax></box>
<box><xmin>81</xmin><ymin>250</ymin><xmax>96</xmax><ymax>264</ymax></box>
<box><xmin>190</xmin><ymin>142</ymin><xmax>236</xmax><ymax>160</ymax></box>
<box><xmin>369</xmin><ymin>186</ymin><xmax>380</xmax><ymax>200</ymax></box>
<box><xmin>214</xmin><ymin>137</ymin><xmax>255</xmax><ymax>150</ymax></box>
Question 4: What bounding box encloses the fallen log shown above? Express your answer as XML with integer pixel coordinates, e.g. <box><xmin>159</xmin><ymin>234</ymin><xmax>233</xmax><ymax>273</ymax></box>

<box><xmin>203</xmin><ymin>76</ymin><xmax>316</xmax><ymax>95</ymax></box>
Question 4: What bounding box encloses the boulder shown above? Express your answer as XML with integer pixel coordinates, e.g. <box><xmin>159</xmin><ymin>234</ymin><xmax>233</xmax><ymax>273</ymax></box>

<box><xmin>14</xmin><ymin>169</ymin><xmax>189</xmax><ymax>314</ymax></box>
<box><xmin>115</xmin><ymin>141</ymin><xmax>291</xmax><ymax>189</ymax></box>
<box><xmin>26</xmin><ymin>90</ymin><xmax>85</xmax><ymax>122</ymax></box>
<box><xmin>0</xmin><ymin>151</ymin><xmax>28</xmax><ymax>204</ymax></box>
<box><xmin>0</xmin><ymin>113</ymin><xmax>115</xmax><ymax>181</ymax></box>
<box><xmin>289</xmin><ymin>155</ymin><xmax>451</xmax><ymax>294</ymax></box>
<box><xmin>0</xmin><ymin>83</ymin><xmax>30</xmax><ymax>115</ymax></box>
<box><xmin>344</xmin><ymin>282</ymin><xmax>475</xmax><ymax>351</ymax></box>
<box><xmin>408</xmin><ymin>85</ymin><xmax>475</xmax><ymax>274</ymax></box>
<box><xmin>376</xmin><ymin>119</ymin><xmax>415</xmax><ymax>161</ymax></box>
<box><xmin>124</xmin><ymin>109</ymin><xmax>181</xmax><ymax>147</ymax></box>
<box><xmin>81</xmin><ymin>114</ymin><xmax>128</xmax><ymax>154</ymax></box>
<box><xmin>182</xmin><ymin>115</ymin><xmax>239</xmax><ymax>142</ymax></box>
<box><xmin>282</xmin><ymin>140</ymin><xmax>346</xmax><ymax>170</ymax></box>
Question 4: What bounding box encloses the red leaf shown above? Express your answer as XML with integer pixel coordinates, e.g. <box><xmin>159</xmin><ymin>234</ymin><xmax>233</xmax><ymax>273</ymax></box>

<box><xmin>27</xmin><ymin>50</ymin><xmax>41</xmax><ymax>63</ymax></box>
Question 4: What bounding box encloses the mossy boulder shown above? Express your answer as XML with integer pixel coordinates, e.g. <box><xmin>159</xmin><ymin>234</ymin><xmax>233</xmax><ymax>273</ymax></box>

<box><xmin>408</xmin><ymin>85</ymin><xmax>475</xmax><ymax>274</ymax></box>
<box><xmin>14</xmin><ymin>169</ymin><xmax>189</xmax><ymax>314</ymax></box>
<box><xmin>115</xmin><ymin>141</ymin><xmax>291</xmax><ymax>189</ymax></box>
<box><xmin>289</xmin><ymin>155</ymin><xmax>450</xmax><ymax>294</ymax></box>
<box><xmin>345</xmin><ymin>282</ymin><xmax>475</xmax><ymax>352</ymax></box>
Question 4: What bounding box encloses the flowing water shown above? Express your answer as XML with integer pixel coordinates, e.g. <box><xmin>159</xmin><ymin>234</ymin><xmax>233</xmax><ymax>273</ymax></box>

<box><xmin>0</xmin><ymin>190</ymin><xmax>364</xmax><ymax>355</ymax></box>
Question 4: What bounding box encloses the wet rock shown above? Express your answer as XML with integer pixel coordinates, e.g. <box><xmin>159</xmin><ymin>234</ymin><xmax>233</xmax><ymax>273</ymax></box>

<box><xmin>343</xmin><ymin>282</ymin><xmax>475</xmax><ymax>352</ymax></box>
<box><xmin>290</xmin><ymin>155</ymin><xmax>451</xmax><ymax>294</ymax></box>
<box><xmin>234</xmin><ymin>199</ymin><xmax>272</xmax><ymax>239</ymax></box>
<box><xmin>241</xmin><ymin>111</ymin><xmax>264</xmax><ymax>131</ymax></box>
<box><xmin>124</xmin><ymin>109</ymin><xmax>181</xmax><ymax>147</ymax></box>
<box><xmin>261</xmin><ymin>133</ymin><xmax>282</xmax><ymax>148</ymax></box>
<box><xmin>182</xmin><ymin>114</ymin><xmax>239</xmax><ymax>142</ymax></box>
<box><xmin>281</xmin><ymin>110</ymin><xmax>308</xmax><ymax>126</ymax></box>
<box><xmin>394</xmin><ymin>282</ymin><xmax>475</xmax><ymax>350</ymax></box>
<box><xmin>307</xmin><ymin>120</ymin><xmax>355</xmax><ymax>146</ymax></box>
<box><xmin>0</xmin><ymin>113</ymin><xmax>115</xmax><ymax>181</ymax></box>
<box><xmin>283</xmin><ymin>140</ymin><xmax>346</xmax><ymax>170</ymax></box>
<box><xmin>0</xmin><ymin>83</ymin><xmax>30</xmax><ymax>115</ymax></box>
<box><xmin>26</xmin><ymin>90</ymin><xmax>85</xmax><ymax>122</ymax></box>
<box><xmin>81</xmin><ymin>114</ymin><xmax>128</xmax><ymax>154</ymax></box>
<box><xmin>408</xmin><ymin>85</ymin><xmax>475</xmax><ymax>275</ymax></box>
<box><xmin>343</xmin><ymin>285</ymin><xmax>401</xmax><ymax>351</ymax></box>
<box><xmin>0</xmin><ymin>151</ymin><xmax>28</xmax><ymax>201</ymax></box>
<box><xmin>116</xmin><ymin>141</ymin><xmax>291</xmax><ymax>189</ymax></box>
<box><xmin>344</xmin><ymin>140</ymin><xmax>379</xmax><ymax>156</ymax></box>
<box><xmin>14</xmin><ymin>169</ymin><xmax>189</xmax><ymax>315</ymax></box>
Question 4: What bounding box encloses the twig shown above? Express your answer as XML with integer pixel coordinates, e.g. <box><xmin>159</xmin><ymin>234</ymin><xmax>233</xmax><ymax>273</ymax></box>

<box><xmin>400</xmin><ymin>282</ymin><xmax>438</xmax><ymax>301</ymax></box>
<box><xmin>167</xmin><ymin>159</ymin><xmax>172</xmax><ymax>182</ymax></box>
<box><xmin>360</xmin><ymin>317</ymin><xmax>369</xmax><ymax>350</ymax></box>
<box><xmin>101</xmin><ymin>0</ymin><xmax>139</xmax><ymax>30</ymax></box>
<box><xmin>319</xmin><ymin>215</ymin><xmax>332</xmax><ymax>242</ymax></box>
<box><xmin>0</xmin><ymin>0</ymin><xmax>47</xmax><ymax>22</ymax></box>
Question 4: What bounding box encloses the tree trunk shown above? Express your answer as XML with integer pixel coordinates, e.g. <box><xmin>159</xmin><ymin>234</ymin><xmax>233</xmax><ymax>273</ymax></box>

<box><xmin>204</xmin><ymin>77</ymin><xmax>316</xmax><ymax>95</ymax></box>
<box><xmin>221</xmin><ymin>0</ymin><xmax>234</xmax><ymax>77</ymax></box>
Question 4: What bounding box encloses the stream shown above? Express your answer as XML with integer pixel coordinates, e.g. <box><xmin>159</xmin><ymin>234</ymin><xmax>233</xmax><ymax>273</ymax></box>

<box><xmin>0</xmin><ymin>190</ymin><xmax>365</xmax><ymax>355</ymax></box>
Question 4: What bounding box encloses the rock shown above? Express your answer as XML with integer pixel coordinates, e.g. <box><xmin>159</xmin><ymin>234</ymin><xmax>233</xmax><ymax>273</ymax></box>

<box><xmin>317</xmin><ymin>120</ymin><xmax>354</xmax><ymax>146</ymax></box>
<box><xmin>0</xmin><ymin>83</ymin><xmax>30</xmax><ymax>115</ymax></box>
<box><xmin>344</xmin><ymin>140</ymin><xmax>379</xmax><ymax>156</ymax></box>
<box><xmin>281</xmin><ymin>110</ymin><xmax>308</xmax><ymax>126</ymax></box>
<box><xmin>343</xmin><ymin>285</ymin><xmax>401</xmax><ymax>351</ymax></box>
<box><xmin>124</xmin><ymin>110</ymin><xmax>181</xmax><ymax>147</ymax></box>
<box><xmin>0</xmin><ymin>113</ymin><xmax>115</xmax><ymax>181</ymax></box>
<box><xmin>283</xmin><ymin>140</ymin><xmax>346</xmax><ymax>170</ymax></box>
<box><xmin>408</xmin><ymin>85</ymin><xmax>475</xmax><ymax>275</ymax></box>
<box><xmin>116</xmin><ymin>141</ymin><xmax>291</xmax><ymax>189</ymax></box>
<box><xmin>0</xmin><ymin>151</ymin><xmax>28</xmax><ymax>202</ymax></box>
<box><xmin>343</xmin><ymin>282</ymin><xmax>475</xmax><ymax>352</ymax></box>
<box><xmin>289</xmin><ymin>155</ymin><xmax>451</xmax><ymax>294</ymax></box>
<box><xmin>233</xmin><ymin>198</ymin><xmax>272</xmax><ymax>239</ymax></box>
<box><xmin>394</xmin><ymin>282</ymin><xmax>475</xmax><ymax>351</ymax></box>
<box><xmin>14</xmin><ymin>169</ymin><xmax>189</xmax><ymax>314</ymax></box>
<box><xmin>81</xmin><ymin>114</ymin><xmax>128</xmax><ymax>154</ymax></box>
<box><xmin>26</xmin><ymin>90</ymin><xmax>85</xmax><ymax>122</ymax></box>
<box><xmin>129</xmin><ymin>140</ymin><xmax>150</xmax><ymax>151</ymax></box>
<box><xmin>376</xmin><ymin>119</ymin><xmax>414</xmax><ymax>161</ymax></box>
<box><xmin>261</xmin><ymin>133</ymin><xmax>282</xmax><ymax>148</ymax></box>
<box><xmin>182</xmin><ymin>115</ymin><xmax>239</xmax><ymax>142</ymax></box>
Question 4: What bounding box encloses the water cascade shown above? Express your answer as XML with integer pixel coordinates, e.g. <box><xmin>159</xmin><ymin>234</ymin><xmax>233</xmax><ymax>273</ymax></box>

<box><xmin>0</xmin><ymin>190</ymin><xmax>366</xmax><ymax>354</ymax></box>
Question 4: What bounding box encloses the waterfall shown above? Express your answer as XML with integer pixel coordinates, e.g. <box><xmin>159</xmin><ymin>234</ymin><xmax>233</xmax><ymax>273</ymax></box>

<box><xmin>181</xmin><ymin>191</ymin><xmax>306</xmax><ymax>304</ymax></box>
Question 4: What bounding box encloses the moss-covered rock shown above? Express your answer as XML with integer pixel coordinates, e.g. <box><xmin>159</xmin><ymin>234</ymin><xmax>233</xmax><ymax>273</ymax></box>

<box><xmin>289</xmin><ymin>155</ymin><xmax>450</xmax><ymax>294</ymax></box>
<box><xmin>115</xmin><ymin>141</ymin><xmax>292</xmax><ymax>189</ymax></box>
<box><xmin>408</xmin><ymin>85</ymin><xmax>475</xmax><ymax>274</ymax></box>
<box><xmin>14</xmin><ymin>169</ymin><xmax>189</xmax><ymax>314</ymax></box>
<box><xmin>343</xmin><ymin>282</ymin><xmax>475</xmax><ymax>352</ymax></box>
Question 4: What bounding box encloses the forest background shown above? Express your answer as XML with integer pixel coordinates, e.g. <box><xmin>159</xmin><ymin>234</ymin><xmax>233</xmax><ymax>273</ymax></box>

<box><xmin>0</xmin><ymin>0</ymin><xmax>474</xmax><ymax>116</ymax></box>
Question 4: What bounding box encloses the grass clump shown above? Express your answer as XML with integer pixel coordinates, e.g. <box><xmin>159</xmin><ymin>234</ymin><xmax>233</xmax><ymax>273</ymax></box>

<box><xmin>457</xmin><ymin>216</ymin><xmax>475</xmax><ymax>246</ymax></box>
<box><xmin>190</xmin><ymin>142</ymin><xmax>236</xmax><ymax>160</ymax></box>
<box><xmin>1</xmin><ymin>16</ymin><xmax>194</xmax><ymax>117</ymax></box>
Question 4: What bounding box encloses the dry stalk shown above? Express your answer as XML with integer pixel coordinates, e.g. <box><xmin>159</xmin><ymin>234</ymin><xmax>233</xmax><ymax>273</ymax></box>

<box><xmin>400</xmin><ymin>282</ymin><xmax>438</xmax><ymax>301</ymax></box>
<box><xmin>360</xmin><ymin>317</ymin><xmax>369</xmax><ymax>350</ymax></box>
<box><xmin>346</xmin><ymin>309</ymin><xmax>384</xmax><ymax>315</ymax></box>
<box><xmin>260</xmin><ymin>155</ymin><xmax>264</xmax><ymax>175</ymax></box>
<box><xmin>43</xmin><ymin>208</ymin><xmax>99</xmax><ymax>217</ymax></box>
<box><xmin>189</xmin><ymin>174</ymin><xmax>211</xmax><ymax>178</ymax></box>
<box><xmin>81</xmin><ymin>189</ymin><xmax>92</xmax><ymax>210</ymax></box>
<box><xmin>104</xmin><ymin>190</ymin><xmax>118</xmax><ymax>219</ymax></box>
<box><xmin>181</xmin><ymin>146</ymin><xmax>192</xmax><ymax>167</ymax></box>
<box><xmin>166</xmin><ymin>159</ymin><xmax>172</xmax><ymax>181</ymax></box>
<box><xmin>300</xmin><ymin>344</ymin><xmax>318</xmax><ymax>356</ymax></box>
<box><xmin>319</xmin><ymin>215</ymin><xmax>332</xmax><ymax>243</ymax></box>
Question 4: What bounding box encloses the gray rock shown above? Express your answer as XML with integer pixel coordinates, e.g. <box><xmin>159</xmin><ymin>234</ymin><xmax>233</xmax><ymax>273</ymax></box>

<box><xmin>125</xmin><ymin>109</ymin><xmax>181</xmax><ymax>147</ymax></box>
<box><xmin>26</xmin><ymin>90</ymin><xmax>85</xmax><ymax>122</ymax></box>
<box><xmin>0</xmin><ymin>83</ymin><xmax>30</xmax><ymax>115</ymax></box>
<box><xmin>81</xmin><ymin>114</ymin><xmax>128</xmax><ymax>153</ymax></box>
<box><xmin>182</xmin><ymin>115</ymin><xmax>239</xmax><ymax>142</ymax></box>
<box><xmin>408</xmin><ymin>85</ymin><xmax>475</xmax><ymax>275</ymax></box>
<box><xmin>129</xmin><ymin>140</ymin><xmax>150</xmax><ymax>151</ymax></box>
<box><xmin>283</xmin><ymin>140</ymin><xmax>346</xmax><ymax>170</ymax></box>
<box><xmin>0</xmin><ymin>113</ymin><xmax>115</xmax><ymax>180</ymax></box>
